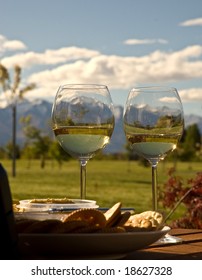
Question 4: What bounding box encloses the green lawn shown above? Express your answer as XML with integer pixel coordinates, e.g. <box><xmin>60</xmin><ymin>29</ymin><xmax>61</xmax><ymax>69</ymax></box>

<box><xmin>1</xmin><ymin>158</ymin><xmax>201</xmax><ymax>222</ymax></box>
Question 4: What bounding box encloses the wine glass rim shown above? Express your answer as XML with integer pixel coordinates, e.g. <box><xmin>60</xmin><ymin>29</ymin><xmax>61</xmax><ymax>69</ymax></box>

<box><xmin>131</xmin><ymin>85</ymin><xmax>177</xmax><ymax>92</ymax></box>
<box><xmin>59</xmin><ymin>83</ymin><xmax>108</xmax><ymax>89</ymax></box>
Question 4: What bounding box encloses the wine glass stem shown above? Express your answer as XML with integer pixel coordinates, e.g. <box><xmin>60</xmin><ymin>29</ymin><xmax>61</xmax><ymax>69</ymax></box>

<box><xmin>80</xmin><ymin>160</ymin><xmax>87</xmax><ymax>199</ymax></box>
<box><xmin>152</xmin><ymin>164</ymin><xmax>158</xmax><ymax>211</ymax></box>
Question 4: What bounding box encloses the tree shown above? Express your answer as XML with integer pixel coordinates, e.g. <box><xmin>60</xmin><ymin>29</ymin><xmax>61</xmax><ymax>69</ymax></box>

<box><xmin>49</xmin><ymin>140</ymin><xmax>70</xmax><ymax>168</ymax></box>
<box><xmin>5</xmin><ymin>141</ymin><xmax>21</xmax><ymax>160</ymax></box>
<box><xmin>20</xmin><ymin>116</ymin><xmax>51</xmax><ymax>169</ymax></box>
<box><xmin>0</xmin><ymin>64</ymin><xmax>35</xmax><ymax>176</ymax></box>
<box><xmin>181</xmin><ymin>124</ymin><xmax>201</xmax><ymax>161</ymax></box>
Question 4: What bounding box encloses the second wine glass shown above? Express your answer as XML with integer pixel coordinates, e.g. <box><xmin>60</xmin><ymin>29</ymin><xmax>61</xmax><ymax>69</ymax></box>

<box><xmin>52</xmin><ymin>84</ymin><xmax>115</xmax><ymax>200</ymax></box>
<box><xmin>123</xmin><ymin>86</ymin><xmax>184</xmax><ymax>242</ymax></box>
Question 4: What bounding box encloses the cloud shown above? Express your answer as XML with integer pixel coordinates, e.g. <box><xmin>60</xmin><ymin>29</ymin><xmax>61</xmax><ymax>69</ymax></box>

<box><xmin>123</xmin><ymin>38</ymin><xmax>168</xmax><ymax>45</ymax></box>
<box><xmin>1</xmin><ymin>41</ymin><xmax>202</xmax><ymax>105</ymax></box>
<box><xmin>0</xmin><ymin>34</ymin><xmax>27</xmax><ymax>53</ymax></box>
<box><xmin>24</xmin><ymin>45</ymin><xmax>202</xmax><ymax>101</ymax></box>
<box><xmin>179</xmin><ymin>88</ymin><xmax>202</xmax><ymax>102</ymax></box>
<box><xmin>180</xmin><ymin>17</ymin><xmax>202</xmax><ymax>27</ymax></box>
<box><xmin>1</xmin><ymin>47</ymin><xmax>100</xmax><ymax>68</ymax></box>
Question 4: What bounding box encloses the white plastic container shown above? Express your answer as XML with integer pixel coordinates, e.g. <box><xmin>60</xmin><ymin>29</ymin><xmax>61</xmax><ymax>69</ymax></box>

<box><xmin>17</xmin><ymin>199</ymin><xmax>98</xmax><ymax>212</ymax></box>
<box><xmin>15</xmin><ymin>199</ymin><xmax>99</xmax><ymax>221</ymax></box>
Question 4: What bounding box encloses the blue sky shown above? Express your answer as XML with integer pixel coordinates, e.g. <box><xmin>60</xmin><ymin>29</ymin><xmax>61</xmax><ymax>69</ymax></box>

<box><xmin>0</xmin><ymin>0</ymin><xmax>202</xmax><ymax>116</ymax></box>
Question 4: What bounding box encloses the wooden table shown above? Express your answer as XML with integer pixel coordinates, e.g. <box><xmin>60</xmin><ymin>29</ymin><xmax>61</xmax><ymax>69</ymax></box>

<box><xmin>124</xmin><ymin>228</ymin><xmax>202</xmax><ymax>260</ymax></box>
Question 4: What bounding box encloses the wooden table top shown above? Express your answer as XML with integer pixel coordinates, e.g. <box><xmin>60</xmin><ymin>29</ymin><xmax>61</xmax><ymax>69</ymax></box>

<box><xmin>124</xmin><ymin>228</ymin><xmax>202</xmax><ymax>260</ymax></box>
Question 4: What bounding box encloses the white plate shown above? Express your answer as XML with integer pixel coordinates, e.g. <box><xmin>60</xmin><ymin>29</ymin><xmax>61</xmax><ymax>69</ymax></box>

<box><xmin>18</xmin><ymin>226</ymin><xmax>170</xmax><ymax>259</ymax></box>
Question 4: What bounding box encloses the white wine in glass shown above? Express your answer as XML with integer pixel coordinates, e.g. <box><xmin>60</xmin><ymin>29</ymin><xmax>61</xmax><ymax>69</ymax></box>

<box><xmin>52</xmin><ymin>84</ymin><xmax>115</xmax><ymax>200</ymax></box>
<box><xmin>123</xmin><ymin>86</ymin><xmax>184</xmax><ymax>243</ymax></box>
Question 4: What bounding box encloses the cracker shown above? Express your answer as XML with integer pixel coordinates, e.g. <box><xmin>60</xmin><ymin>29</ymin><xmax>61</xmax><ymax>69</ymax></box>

<box><xmin>16</xmin><ymin>219</ymin><xmax>37</xmax><ymax>233</ymax></box>
<box><xmin>63</xmin><ymin>208</ymin><xmax>106</xmax><ymax>227</ymax></box>
<box><xmin>125</xmin><ymin>210</ymin><xmax>164</xmax><ymax>231</ymax></box>
<box><xmin>73</xmin><ymin>224</ymin><xmax>102</xmax><ymax>233</ymax></box>
<box><xmin>23</xmin><ymin>219</ymin><xmax>62</xmax><ymax>233</ymax></box>
<box><xmin>115</xmin><ymin>211</ymin><xmax>131</xmax><ymax>226</ymax></box>
<box><xmin>139</xmin><ymin>211</ymin><xmax>164</xmax><ymax>225</ymax></box>
<box><xmin>106</xmin><ymin>212</ymin><xmax>122</xmax><ymax>227</ymax></box>
<box><xmin>104</xmin><ymin>202</ymin><xmax>122</xmax><ymax>226</ymax></box>
<box><xmin>52</xmin><ymin>220</ymin><xmax>89</xmax><ymax>233</ymax></box>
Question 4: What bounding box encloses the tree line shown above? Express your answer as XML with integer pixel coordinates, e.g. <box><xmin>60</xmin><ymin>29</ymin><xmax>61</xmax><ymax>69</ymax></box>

<box><xmin>0</xmin><ymin>115</ymin><xmax>201</xmax><ymax>167</ymax></box>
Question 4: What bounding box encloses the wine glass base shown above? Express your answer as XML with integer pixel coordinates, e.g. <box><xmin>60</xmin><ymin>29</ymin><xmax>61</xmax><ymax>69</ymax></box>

<box><xmin>155</xmin><ymin>233</ymin><xmax>183</xmax><ymax>245</ymax></box>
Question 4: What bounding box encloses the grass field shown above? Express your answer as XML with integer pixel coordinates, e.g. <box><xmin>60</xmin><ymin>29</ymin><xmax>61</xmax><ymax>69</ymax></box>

<box><xmin>1</xmin><ymin>158</ymin><xmax>201</xmax><ymax>223</ymax></box>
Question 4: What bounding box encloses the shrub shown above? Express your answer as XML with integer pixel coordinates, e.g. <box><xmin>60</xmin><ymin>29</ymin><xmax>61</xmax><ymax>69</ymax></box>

<box><xmin>160</xmin><ymin>168</ymin><xmax>202</xmax><ymax>229</ymax></box>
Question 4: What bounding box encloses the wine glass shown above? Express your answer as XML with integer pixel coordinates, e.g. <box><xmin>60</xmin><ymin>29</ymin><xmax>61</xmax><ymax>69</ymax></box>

<box><xmin>123</xmin><ymin>86</ymin><xmax>184</xmax><ymax>243</ymax></box>
<box><xmin>51</xmin><ymin>84</ymin><xmax>115</xmax><ymax>200</ymax></box>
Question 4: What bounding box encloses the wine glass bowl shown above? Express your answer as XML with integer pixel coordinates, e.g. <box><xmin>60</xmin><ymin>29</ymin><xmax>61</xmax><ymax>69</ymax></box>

<box><xmin>123</xmin><ymin>86</ymin><xmax>184</xmax><ymax>243</ymax></box>
<box><xmin>52</xmin><ymin>84</ymin><xmax>115</xmax><ymax>199</ymax></box>
<box><xmin>123</xmin><ymin>86</ymin><xmax>184</xmax><ymax>167</ymax></box>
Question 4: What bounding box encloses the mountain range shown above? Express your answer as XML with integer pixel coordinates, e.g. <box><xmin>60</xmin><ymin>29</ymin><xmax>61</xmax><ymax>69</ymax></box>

<box><xmin>0</xmin><ymin>99</ymin><xmax>201</xmax><ymax>153</ymax></box>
